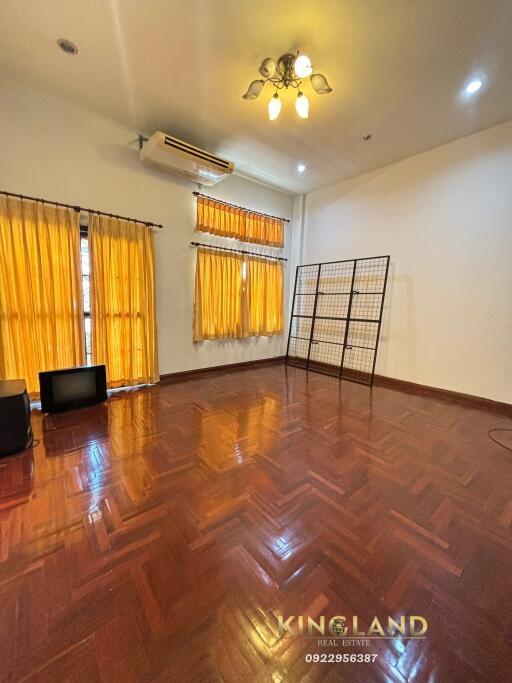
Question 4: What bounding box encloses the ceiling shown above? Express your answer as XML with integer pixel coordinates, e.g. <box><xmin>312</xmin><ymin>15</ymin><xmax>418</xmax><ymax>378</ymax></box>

<box><xmin>1</xmin><ymin>0</ymin><xmax>512</xmax><ymax>194</ymax></box>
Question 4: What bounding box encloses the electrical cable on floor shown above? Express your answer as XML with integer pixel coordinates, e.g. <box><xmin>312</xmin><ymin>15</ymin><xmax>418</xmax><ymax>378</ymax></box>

<box><xmin>488</xmin><ymin>429</ymin><xmax>512</xmax><ymax>453</ymax></box>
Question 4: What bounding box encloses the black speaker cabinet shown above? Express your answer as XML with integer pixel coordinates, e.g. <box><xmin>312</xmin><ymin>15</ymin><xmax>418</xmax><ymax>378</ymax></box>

<box><xmin>0</xmin><ymin>380</ymin><xmax>33</xmax><ymax>457</ymax></box>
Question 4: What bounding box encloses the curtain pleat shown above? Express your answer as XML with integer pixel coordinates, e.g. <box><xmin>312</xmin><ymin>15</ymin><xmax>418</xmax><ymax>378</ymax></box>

<box><xmin>245</xmin><ymin>258</ymin><xmax>284</xmax><ymax>336</ymax></box>
<box><xmin>0</xmin><ymin>196</ymin><xmax>84</xmax><ymax>396</ymax></box>
<box><xmin>194</xmin><ymin>248</ymin><xmax>244</xmax><ymax>341</ymax></box>
<box><xmin>89</xmin><ymin>214</ymin><xmax>158</xmax><ymax>388</ymax></box>
<box><xmin>196</xmin><ymin>196</ymin><xmax>284</xmax><ymax>248</ymax></box>
<box><xmin>194</xmin><ymin>250</ymin><xmax>284</xmax><ymax>341</ymax></box>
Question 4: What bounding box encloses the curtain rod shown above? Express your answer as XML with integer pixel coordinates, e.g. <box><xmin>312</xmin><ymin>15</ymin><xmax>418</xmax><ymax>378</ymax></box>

<box><xmin>190</xmin><ymin>241</ymin><xmax>287</xmax><ymax>262</ymax></box>
<box><xmin>192</xmin><ymin>191</ymin><xmax>290</xmax><ymax>223</ymax></box>
<box><xmin>0</xmin><ymin>189</ymin><xmax>164</xmax><ymax>230</ymax></box>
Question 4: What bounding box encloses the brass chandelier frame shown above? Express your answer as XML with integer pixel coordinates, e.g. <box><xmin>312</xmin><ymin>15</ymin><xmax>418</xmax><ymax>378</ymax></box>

<box><xmin>242</xmin><ymin>50</ymin><xmax>333</xmax><ymax>119</ymax></box>
<box><xmin>265</xmin><ymin>53</ymin><xmax>304</xmax><ymax>91</ymax></box>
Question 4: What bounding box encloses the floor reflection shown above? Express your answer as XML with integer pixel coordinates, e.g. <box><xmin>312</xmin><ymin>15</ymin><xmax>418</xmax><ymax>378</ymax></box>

<box><xmin>0</xmin><ymin>448</ymin><xmax>34</xmax><ymax>508</ymax></box>
<box><xmin>41</xmin><ymin>403</ymin><xmax>110</xmax><ymax>455</ymax></box>
<box><xmin>199</xmin><ymin>392</ymin><xmax>282</xmax><ymax>471</ymax></box>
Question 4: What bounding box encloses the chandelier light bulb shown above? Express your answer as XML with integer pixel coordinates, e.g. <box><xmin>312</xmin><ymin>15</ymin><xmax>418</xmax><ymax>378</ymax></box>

<box><xmin>294</xmin><ymin>54</ymin><xmax>313</xmax><ymax>78</ymax></box>
<box><xmin>295</xmin><ymin>92</ymin><xmax>309</xmax><ymax>119</ymax></box>
<box><xmin>268</xmin><ymin>93</ymin><xmax>282</xmax><ymax>120</ymax></box>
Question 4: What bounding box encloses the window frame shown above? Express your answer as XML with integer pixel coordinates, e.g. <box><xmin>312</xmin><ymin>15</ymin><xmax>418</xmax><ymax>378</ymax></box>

<box><xmin>80</xmin><ymin>224</ymin><xmax>92</xmax><ymax>365</ymax></box>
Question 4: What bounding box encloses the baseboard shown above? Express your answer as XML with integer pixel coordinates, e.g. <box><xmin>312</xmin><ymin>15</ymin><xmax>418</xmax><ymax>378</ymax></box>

<box><xmin>159</xmin><ymin>356</ymin><xmax>285</xmax><ymax>383</ymax></box>
<box><xmin>285</xmin><ymin>358</ymin><xmax>511</xmax><ymax>415</ymax></box>
<box><xmin>160</xmin><ymin>356</ymin><xmax>511</xmax><ymax>417</ymax></box>
<box><xmin>373</xmin><ymin>374</ymin><xmax>512</xmax><ymax>416</ymax></box>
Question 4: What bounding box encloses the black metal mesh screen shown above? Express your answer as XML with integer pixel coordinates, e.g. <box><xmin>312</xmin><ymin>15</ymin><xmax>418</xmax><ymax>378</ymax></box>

<box><xmin>286</xmin><ymin>256</ymin><xmax>390</xmax><ymax>385</ymax></box>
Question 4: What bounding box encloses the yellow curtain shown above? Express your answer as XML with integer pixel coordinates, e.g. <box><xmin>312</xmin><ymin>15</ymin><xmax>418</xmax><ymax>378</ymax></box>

<box><xmin>89</xmin><ymin>214</ymin><xmax>158</xmax><ymax>388</ymax></box>
<box><xmin>194</xmin><ymin>248</ymin><xmax>244</xmax><ymax>341</ymax></box>
<box><xmin>0</xmin><ymin>196</ymin><xmax>84</xmax><ymax>396</ymax></box>
<box><xmin>196</xmin><ymin>196</ymin><xmax>284</xmax><ymax>248</ymax></box>
<box><xmin>245</xmin><ymin>257</ymin><xmax>284</xmax><ymax>336</ymax></box>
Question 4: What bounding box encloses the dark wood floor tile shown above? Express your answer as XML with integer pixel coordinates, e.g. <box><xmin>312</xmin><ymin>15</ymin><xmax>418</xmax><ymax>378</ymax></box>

<box><xmin>0</xmin><ymin>364</ymin><xmax>511</xmax><ymax>681</ymax></box>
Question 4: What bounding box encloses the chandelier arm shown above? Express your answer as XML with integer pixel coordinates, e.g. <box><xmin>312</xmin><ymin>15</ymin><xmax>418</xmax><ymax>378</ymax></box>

<box><xmin>266</xmin><ymin>76</ymin><xmax>303</xmax><ymax>90</ymax></box>
<box><xmin>275</xmin><ymin>61</ymin><xmax>286</xmax><ymax>78</ymax></box>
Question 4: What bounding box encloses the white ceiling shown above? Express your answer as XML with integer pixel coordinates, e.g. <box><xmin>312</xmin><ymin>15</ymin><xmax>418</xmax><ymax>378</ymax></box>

<box><xmin>1</xmin><ymin>0</ymin><xmax>512</xmax><ymax>194</ymax></box>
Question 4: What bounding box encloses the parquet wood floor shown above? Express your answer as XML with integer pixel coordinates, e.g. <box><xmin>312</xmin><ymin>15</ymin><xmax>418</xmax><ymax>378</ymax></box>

<box><xmin>1</xmin><ymin>363</ymin><xmax>512</xmax><ymax>682</ymax></box>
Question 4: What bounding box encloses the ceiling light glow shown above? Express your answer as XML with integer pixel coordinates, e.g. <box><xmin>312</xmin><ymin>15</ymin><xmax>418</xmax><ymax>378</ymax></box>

<box><xmin>294</xmin><ymin>55</ymin><xmax>312</xmax><ymax>78</ymax></box>
<box><xmin>297</xmin><ymin>163</ymin><xmax>307</xmax><ymax>173</ymax></box>
<box><xmin>295</xmin><ymin>92</ymin><xmax>309</xmax><ymax>119</ymax></box>
<box><xmin>464</xmin><ymin>78</ymin><xmax>483</xmax><ymax>96</ymax></box>
<box><xmin>268</xmin><ymin>93</ymin><xmax>282</xmax><ymax>121</ymax></box>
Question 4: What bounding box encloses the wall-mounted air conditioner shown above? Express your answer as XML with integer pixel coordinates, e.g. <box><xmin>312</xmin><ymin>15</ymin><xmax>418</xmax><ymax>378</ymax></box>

<box><xmin>140</xmin><ymin>132</ymin><xmax>234</xmax><ymax>186</ymax></box>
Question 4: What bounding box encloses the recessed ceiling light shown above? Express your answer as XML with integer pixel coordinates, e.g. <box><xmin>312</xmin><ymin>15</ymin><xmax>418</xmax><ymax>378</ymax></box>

<box><xmin>297</xmin><ymin>163</ymin><xmax>307</xmax><ymax>173</ymax></box>
<box><xmin>57</xmin><ymin>39</ymin><xmax>78</xmax><ymax>55</ymax></box>
<box><xmin>464</xmin><ymin>78</ymin><xmax>483</xmax><ymax>96</ymax></box>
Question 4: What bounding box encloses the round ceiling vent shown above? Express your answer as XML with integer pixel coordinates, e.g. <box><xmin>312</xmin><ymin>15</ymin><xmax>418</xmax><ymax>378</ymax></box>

<box><xmin>57</xmin><ymin>39</ymin><xmax>78</xmax><ymax>55</ymax></box>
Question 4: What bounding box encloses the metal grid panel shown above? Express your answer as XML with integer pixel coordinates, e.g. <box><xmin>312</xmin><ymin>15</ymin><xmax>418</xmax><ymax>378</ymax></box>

<box><xmin>346</xmin><ymin>321</ymin><xmax>379</xmax><ymax>349</ymax></box>
<box><xmin>287</xmin><ymin>336</ymin><xmax>309</xmax><ymax>367</ymax></box>
<box><xmin>309</xmin><ymin>340</ymin><xmax>343</xmax><ymax>375</ymax></box>
<box><xmin>287</xmin><ymin>312</ymin><xmax>312</xmax><ymax>368</ymax></box>
<box><xmin>351</xmin><ymin>293</ymin><xmax>382</xmax><ymax>321</ymax></box>
<box><xmin>316</xmin><ymin>294</ymin><xmax>349</xmax><ymax>319</ymax></box>
<box><xmin>286</xmin><ymin>255</ymin><xmax>390</xmax><ymax>385</ymax></box>
<box><xmin>341</xmin><ymin>345</ymin><xmax>375</xmax><ymax>383</ymax></box>
<box><xmin>354</xmin><ymin>257</ymin><xmax>388</xmax><ymax>293</ymax></box>
<box><xmin>290</xmin><ymin>316</ymin><xmax>313</xmax><ymax>340</ymax></box>
<box><xmin>318</xmin><ymin>261</ymin><xmax>354</xmax><ymax>294</ymax></box>
<box><xmin>296</xmin><ymin>264</ymin><xmax>319</xmax><ymax>294</ymax></box>
<box><xmin>293</xmin><ymin>294</ymin><xmax>315</xmax><ymax>317</ymax></box>
<box><xmin>313</xmin><ymin>318</ymin><xmax>346</xmax><ymax>344</ymax></box>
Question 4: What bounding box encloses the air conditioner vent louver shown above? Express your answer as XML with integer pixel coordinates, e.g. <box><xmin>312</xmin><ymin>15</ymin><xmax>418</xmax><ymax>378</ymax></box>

<box><xmin>140</xmin><ymin>132</ymin><xmax>234</xmax><ymax>186</ymax></box>
<box><xmin>163</xmin><ymin>137</ymin><xmax>232</xmax><ymax>169</ymax></box>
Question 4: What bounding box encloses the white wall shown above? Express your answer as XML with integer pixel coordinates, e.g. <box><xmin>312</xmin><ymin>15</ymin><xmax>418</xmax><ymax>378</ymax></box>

<box><xmin>304</xmin><ymin>121</ymin><xmax>512</xmax><ymax>404</ymax></box>
<box><xmin>0</xmin><ymin>78</ymin><xmax>297</xmax><ymax>375</ymax></box>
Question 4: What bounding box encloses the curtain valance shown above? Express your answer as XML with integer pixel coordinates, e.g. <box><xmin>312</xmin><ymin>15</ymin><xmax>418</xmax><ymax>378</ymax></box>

<box><xmin>196</xmin><ymin>196</ymin><xmax>284</xmax><ymax>248</ymax></box>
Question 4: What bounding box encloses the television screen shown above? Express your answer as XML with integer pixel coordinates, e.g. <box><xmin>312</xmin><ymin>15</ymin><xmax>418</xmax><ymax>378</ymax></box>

<box><xmin>39</xmin><ymin>365</ymin><xmax>107</xmax><ymax>413</ymax></box>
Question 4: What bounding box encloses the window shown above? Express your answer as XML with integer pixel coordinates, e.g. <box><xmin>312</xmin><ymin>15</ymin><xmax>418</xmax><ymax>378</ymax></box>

<box><xmin>87</xmin><ymin>214</ymin><xmax>158</xmax><ymax>387</ymax></box>
<box><xmin>0</xmin><ymin>196</ymin><xmax>85</xmax><ymax>394</ymax></box>
<box><xmin>80</xmin><ymin>228</ymin><xmax>92</xmax><ymax>365</ymax></box>
<box><xmin>193</xmin><ymin>248</ymin><xmax>284</xmax><ymax>341</ymax></box>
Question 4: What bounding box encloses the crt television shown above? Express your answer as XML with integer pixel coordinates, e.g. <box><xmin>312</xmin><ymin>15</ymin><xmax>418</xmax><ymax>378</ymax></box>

<box><xmin>39</xmin><ymin>365</ymin><xmax>107</xmax><ymax>413</ymax></box>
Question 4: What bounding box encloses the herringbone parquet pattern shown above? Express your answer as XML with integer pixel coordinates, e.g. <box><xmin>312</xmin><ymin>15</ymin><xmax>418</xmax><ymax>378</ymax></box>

<box><xmin>1</xmin><ymin>363</ymin><xmax>512</xmax><ymax>682</ymax></box>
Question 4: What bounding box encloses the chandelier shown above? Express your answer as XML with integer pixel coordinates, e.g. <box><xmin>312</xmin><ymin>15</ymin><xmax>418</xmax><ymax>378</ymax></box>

<box><xmin>242</xmin><ymin>52</ymin><xmax>333</xmax><ymax>120</ymax></box>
